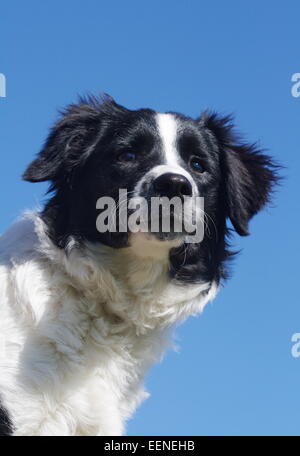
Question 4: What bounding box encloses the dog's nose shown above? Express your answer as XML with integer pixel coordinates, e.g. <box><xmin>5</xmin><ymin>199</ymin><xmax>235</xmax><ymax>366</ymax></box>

<box><xmin>153</xmin><ymin>173</ymin><xmax>192</xmax><ymax>198</ymax></box>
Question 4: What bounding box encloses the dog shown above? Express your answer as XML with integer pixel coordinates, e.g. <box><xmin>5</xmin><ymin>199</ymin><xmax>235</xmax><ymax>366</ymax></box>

<box><xmin>0</xmin><ymin>95</ymin><xmax>278</xmax><ymax>435</ymax></box>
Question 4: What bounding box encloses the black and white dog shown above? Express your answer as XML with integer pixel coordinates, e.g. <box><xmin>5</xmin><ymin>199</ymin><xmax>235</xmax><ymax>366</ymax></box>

<box><xmin>0</xmin><ymin>95</ymin><xmax>277</xmax><ymax>436</ymax></box>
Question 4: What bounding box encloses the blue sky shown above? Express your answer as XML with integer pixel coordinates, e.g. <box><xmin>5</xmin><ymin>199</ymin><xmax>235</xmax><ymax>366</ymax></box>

<box><xmin>1</xmin><ymin>1</ymin><xmax>299</xmax><ymax>436</ymax></box>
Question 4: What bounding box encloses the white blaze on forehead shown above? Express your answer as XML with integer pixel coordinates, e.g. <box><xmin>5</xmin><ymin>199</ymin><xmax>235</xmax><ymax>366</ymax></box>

<box><xmin>156</xmin><ymin>113</ymin><xmax>180</xmax><ymax>166</ymax></box>
<box><xmin>155</xmin><ymin>113</ymin><xmax>197</xmax><ymax>194</ymax></box>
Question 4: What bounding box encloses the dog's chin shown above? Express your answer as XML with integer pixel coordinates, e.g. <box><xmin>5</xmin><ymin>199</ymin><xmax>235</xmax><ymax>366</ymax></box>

<box><xmin>128</xmin><ymin>231</ymin><xmax>184</xmax><ymax>260</ymax></box>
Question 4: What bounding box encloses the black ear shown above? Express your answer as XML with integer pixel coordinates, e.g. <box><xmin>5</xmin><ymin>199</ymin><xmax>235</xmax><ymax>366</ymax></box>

<box><xmin>200</xmin><ymin>112</ymin><xmax>279</xmax><ymax>236</ymax></box>
<box><xmin>22</xmin><ymin>95</ymin><xmax>111</xmax><ymax>183</ymax></box>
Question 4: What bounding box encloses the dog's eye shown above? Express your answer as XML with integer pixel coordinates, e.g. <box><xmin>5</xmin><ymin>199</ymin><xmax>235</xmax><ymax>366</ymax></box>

<box><xmin>190</xmin><ymin>157</ymin><xmax>204</xmax><ymax>172</ymax></box>
<box><xmin>118</xmin><ymin>151</ymin><xmax>137</xmax><ymax>162</ymax></box>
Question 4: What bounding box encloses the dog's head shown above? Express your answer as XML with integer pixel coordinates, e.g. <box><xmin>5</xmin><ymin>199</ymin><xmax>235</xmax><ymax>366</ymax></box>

<box><xmin>23</xmin><ymin>95</ymin><xmax>278</xmax><ymax>284</ymax></box>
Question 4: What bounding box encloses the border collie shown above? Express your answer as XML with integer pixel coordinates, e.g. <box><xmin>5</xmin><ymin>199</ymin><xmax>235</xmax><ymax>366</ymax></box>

<box><xmin>0</xmin><ymin>95</ymin><xmax>278</xmax><ymax>436</ymax></box>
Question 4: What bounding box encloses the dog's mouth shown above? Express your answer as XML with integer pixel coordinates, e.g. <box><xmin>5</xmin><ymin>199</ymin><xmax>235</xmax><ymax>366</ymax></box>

<box><xmin>151</xmin><ymin>230</ymin><xmax>184</xmax><ymax>241</ymax></box>
<box><xmin>126</xmin><ymin>198</ymin><xmax>192</xmax><ymax>239</ymax></box>
<box><xmin>95</xmin><ymin>188</ymin><xmax>203</xmax><ymax>245</ymax></box>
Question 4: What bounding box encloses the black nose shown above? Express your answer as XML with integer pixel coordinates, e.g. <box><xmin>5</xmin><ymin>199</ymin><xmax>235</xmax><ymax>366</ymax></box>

<box><xmin>153</xmin><ymin>173</ymin><xmax>193</xmax><ymax>198</ymax></box>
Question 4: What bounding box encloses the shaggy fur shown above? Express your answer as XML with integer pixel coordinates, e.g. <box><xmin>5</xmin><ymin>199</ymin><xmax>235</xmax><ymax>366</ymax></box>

<box><xmin>0</xmin><ymin>95</ymin><xmax>278</xmax><ymax>435</ymax></box>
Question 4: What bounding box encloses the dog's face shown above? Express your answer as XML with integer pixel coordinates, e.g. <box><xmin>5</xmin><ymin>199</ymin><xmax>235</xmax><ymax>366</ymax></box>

<box><xmin>23</xmin><ymin>96</ymin><xmax>277</xmax><ymax>284</ymax></box>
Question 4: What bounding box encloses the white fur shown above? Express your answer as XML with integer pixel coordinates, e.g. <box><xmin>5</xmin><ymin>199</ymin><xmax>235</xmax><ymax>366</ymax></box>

<box><xmin>0</xmin><ymin>212</ymin><xmax>217</xmax><ymax>436</ymax></box>
<box><xmin>156</xmin><ymin>113</ymin><xmax>179</xmax><ymax>165</ymax></box>
<box><xmin>155</xmin><ymin>113</ymin><xmax>197</xmax><ymax>193</ymax></box>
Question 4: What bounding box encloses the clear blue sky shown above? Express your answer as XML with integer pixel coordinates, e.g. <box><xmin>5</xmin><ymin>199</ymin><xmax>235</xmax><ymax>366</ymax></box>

<box><xmin>1</xmin><ymin>1</ymin><xmax>299</xmax><ymax>436</ymax></box>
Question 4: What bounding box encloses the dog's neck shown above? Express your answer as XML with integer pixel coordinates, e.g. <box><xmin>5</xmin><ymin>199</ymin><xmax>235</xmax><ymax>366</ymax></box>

<box><xmin>30</xmin><ymin>212</ymin><xmax>215</xmax><ymax>334</ymax></box>
<box><xmin>62</xmin><ymin>237</ymin><xmax>214</xmax><ymax>335</ymax></box>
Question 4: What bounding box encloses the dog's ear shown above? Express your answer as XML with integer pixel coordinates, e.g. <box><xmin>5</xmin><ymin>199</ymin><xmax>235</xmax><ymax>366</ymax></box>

<box><xmin>199</xmin><ymin>112</ymin><xmax>279</xmax><ymax>236</ymax></box>
<box><xmin>22</xmin><ymin>95</ymin><xmax>114</xmax><ymax>183</ymax></box>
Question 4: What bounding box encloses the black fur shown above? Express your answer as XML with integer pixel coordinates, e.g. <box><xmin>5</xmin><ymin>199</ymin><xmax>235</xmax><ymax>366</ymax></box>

<box><xmin>0</xmin><ymin>401</ymin><xmax>13</xmax><ymax>436</ymax></box>
<box><xmin>23</xmin><ymin>95</ymin><xmax>279</xmax><ymax>286</ymax></box>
